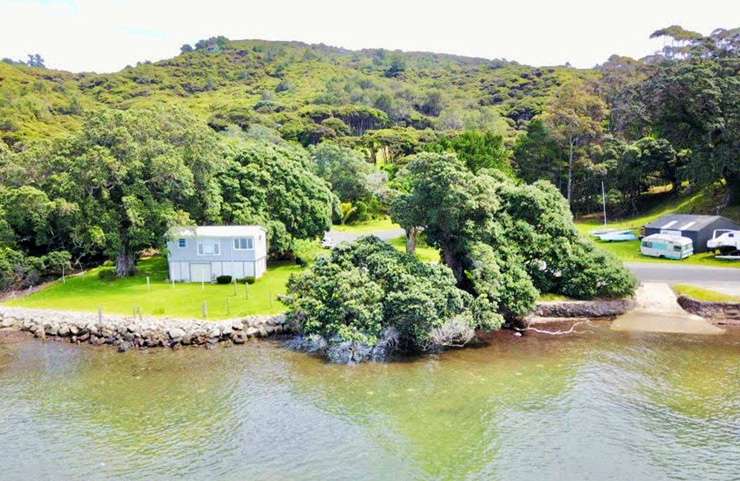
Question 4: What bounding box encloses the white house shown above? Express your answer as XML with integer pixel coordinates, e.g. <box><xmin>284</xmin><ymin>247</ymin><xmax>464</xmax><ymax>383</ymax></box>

<box><xmin>166</xmin><ymin>225</ymin><xmax>267</xmax><ymax>282</ymax></box>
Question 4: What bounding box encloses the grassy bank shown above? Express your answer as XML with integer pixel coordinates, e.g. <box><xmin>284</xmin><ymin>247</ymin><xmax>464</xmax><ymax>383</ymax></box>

<box><xmin>672</xmin><ymin>284</ymin><xmax>740</xmax><ymax>303</ymax></box>
<box><xmin>6</xmin><ymin>257</ymin><xmax>300</xmax><ymax>320</ymax></box>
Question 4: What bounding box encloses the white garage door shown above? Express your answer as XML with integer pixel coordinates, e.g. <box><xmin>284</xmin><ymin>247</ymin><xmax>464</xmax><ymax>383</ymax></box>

<box><xmin>190</xmin><ymin>263</ymin><xmax>211</xmax><ymax>282</ymax></box>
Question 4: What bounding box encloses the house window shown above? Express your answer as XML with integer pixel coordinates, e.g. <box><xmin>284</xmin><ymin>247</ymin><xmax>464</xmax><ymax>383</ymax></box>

<box><xmin>197</xmin><ymin>240</ymin><xmax>220</xmax><ymax>255</ymax></box>
<box><xmin>177</xmin><ymin>238</ymin><xmax>187</xmax><ymax>248</ymax></box>
<box><xmin>233</xmin><ymin>238</ymin><xmax>254</xmax><ymax>250</ymax></box>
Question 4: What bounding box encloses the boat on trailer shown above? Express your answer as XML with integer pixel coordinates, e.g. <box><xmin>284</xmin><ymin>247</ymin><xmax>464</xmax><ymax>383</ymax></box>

<box><xmin>707</xmin><ymin>229</ymin><xmax>740</xmax><ymax>259</ymax></box>
<box><xmin>590</xmin><ymin>228</ymin><xmax>638</xmax><ymax>242</ymax></box>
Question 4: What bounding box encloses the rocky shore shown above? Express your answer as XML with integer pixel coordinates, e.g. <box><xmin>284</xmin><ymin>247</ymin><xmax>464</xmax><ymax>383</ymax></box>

<box><xmin>677</xmin><ymin>296</ymin><xmax>740</xmax><ymax>325</ymax></box>
<box><xmin>531</xmin><ymin>298</ymin><xmax>634</xmax><ymax>319</ymax></box>
<box><xmin>0</xmin><ymin>306</ymin><xmax>292</xmax><ymax>351</ymax></box>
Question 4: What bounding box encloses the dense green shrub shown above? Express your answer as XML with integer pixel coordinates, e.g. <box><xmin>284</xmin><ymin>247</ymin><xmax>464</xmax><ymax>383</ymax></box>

<box><xmin>216</xmin><ymin>275</ymin><xmax>232</xmax><ymax>284</ymax></box>
<box><xmin>97</xmin><ymin>268</ymin><xmax>117</xmax><ymax>282</ymax></box>
<box><xmin>0</xmin><ymin>247</ymin><xmax>72</xmax><ymax>290</ymax></box>
<box><xmin>285</xmin><ymin>237</ymin><xmax>473</xmax><ymax>351</ymax></box>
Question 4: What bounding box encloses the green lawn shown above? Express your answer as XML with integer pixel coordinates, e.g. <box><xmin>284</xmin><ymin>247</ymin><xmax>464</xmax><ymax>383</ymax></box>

<box><xmin>4</xmin><ymin>235</ymin><xmax>445</xmax><ymax>319</ymax></box>
<box><xmin>537</xmin><ymin>293</ymin><xmax>571</xmax><ymax>302</ymax></box>
<box><xmin>388</xmin><ymin>235</ymin><xmax>441</xmax><ymax>263</ymax></box>
<box><xmin>332</xmin><ymin>217</ymin><xmax>401</xmax><ymax>234</ymax></box>
<box><xmin>6</xmin><ymin>256</ymin><xmax>302</xmax><ymax>320</ymax></box>
<box><xmin>587</xmin><ymin>238</ymin><xmax>739</xmax><ymax>268</ymax></box>
<box><xmin>672</xmin><ymin>284</ymin><xmax>740</xmax><ymax>303</ymax></box>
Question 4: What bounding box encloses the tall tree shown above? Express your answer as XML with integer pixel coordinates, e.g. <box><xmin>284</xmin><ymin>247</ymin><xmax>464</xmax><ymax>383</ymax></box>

<box><xmin>543</xmin><ymin>81</ymin><xmax>606</xmax><ymax>206</ymax></box>
<box><xmin>425</xmin><ymin>130</ymin><xmax>511</xmax><ymax>174</ymax></box>
<box><xmin>513</xmin><ymin>119</ymin><xmax>564</xmax><ymax>187</ymax></box>
<box><xmin>310</xmin><ymin>142</ymin><xmax>373</xmax><ymax>202</ymax></box>
<box><xmin>637</xmin><ymin>39</ymin><xmax>740</xmax><ymax>204</ymax></box>
<box><xmin>217</xmin><ymin>138</ymin><xmax>337</xmax><ymax>258</ymax></box>
<box><xmin>47</xmin><ymin>107</ymin><xmax>222</xmax><ymax>276</ymax></box>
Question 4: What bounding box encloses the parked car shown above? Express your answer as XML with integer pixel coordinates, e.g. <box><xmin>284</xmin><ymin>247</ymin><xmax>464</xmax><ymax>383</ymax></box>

<box><xmin>640</xmin><ymin>233</ymin><xmax>694</xmax><ymax>259</ymax></box>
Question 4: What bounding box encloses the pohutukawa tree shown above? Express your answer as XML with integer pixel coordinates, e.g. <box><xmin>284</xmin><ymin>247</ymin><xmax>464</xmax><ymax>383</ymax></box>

<box><xmin>8</xmin><ymin>107</ymin><xmax>223</xmax><ymax>277</ymax></box>
<box><xmin>391</xmin><ymin>153</ymin><xmax>635</xmax><ymax>324</ymax></box>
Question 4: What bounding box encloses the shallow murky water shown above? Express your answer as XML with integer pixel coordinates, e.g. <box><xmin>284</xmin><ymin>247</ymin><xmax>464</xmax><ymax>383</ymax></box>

<box><xmin>1</xmin><ymin>324</ymin><xmax>738</xmax><ymax>481</ymax></box>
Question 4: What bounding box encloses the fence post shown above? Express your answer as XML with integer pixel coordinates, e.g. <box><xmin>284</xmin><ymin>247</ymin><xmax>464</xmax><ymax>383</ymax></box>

<box><xmin>201</xmin><ymin>280</ymin><xmax>205</xmax><ymax>291</ymax></box>
<box><xmin>146</xmin><ymin>276</ymin><xmax>151</xmax><ymax>291</ymax></box>
<box><xmin>62</xmin><ymin>265</ymin><xmax>66</xmax><ymax>284</ymax></box>
<box><xmin>171</xmin><ymin>278</ymin><xmax>175</xmax><ymax>288</ymax></box>
<box><xmin>202</xmin><ymin>301</ymin><xmax>208</xmax><ymax>320</ymax></box>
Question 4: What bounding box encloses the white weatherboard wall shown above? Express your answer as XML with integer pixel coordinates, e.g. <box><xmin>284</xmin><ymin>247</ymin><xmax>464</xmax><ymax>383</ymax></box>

<box><xmin>166</xmin><ymin>226</ymin><xmax>267</xmax><ymax>282</ymax></box>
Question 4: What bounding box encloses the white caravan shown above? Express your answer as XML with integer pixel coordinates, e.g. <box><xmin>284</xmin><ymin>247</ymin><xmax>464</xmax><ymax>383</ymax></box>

<box><xmin>640</xmin><ymin>233</ymin><xmax>694</xmax><ymax>260</ymax></box>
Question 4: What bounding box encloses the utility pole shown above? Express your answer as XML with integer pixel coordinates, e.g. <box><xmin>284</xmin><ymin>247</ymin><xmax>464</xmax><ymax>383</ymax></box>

<box><xmin>601</xmin><ymin>179</ymin><xmax>607</xmax><ymax>226</ymax></box>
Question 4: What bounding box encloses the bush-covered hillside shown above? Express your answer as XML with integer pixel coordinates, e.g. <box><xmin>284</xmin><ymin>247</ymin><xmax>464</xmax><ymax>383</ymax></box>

<box><xmin>1</xmin><ymin>38</ymin><xmax>585</xmax><ymax>148</ymax></box>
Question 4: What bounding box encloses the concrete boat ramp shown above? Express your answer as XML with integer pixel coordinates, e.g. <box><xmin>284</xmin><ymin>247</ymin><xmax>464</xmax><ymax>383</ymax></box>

<box><xmin>611</xmin><ymin>283</ymin><xmax>724</xmax><ymax>335</ymax></box>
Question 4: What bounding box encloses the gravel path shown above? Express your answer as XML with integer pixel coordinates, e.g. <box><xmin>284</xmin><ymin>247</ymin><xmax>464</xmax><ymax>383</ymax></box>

<box><xmin>322</xmin><ymin>228</ymin><xmax>405</xmax><ymax>248</ymax></box>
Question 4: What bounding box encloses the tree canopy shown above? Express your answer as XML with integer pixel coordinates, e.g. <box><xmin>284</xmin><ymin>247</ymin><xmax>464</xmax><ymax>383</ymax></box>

<box><xmin>216</xmin><ymin>138</ymin><xmax>337</xmax><ymax>258</ymax></box>
<box><xmin>391</xmin><ymin>153</ymin><xmax>636</xmax><ymax>322</ymax></box>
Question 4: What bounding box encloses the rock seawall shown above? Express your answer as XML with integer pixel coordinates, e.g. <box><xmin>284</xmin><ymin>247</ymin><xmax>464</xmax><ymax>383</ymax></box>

<box><xmin>0</xmin><ymin>306</ymin><xmax>293</xmax><ymax>351</ymax></box>
<box><xmin>677</xmin><ymin>296</ymin><xmax>740</xmax><ymax>325</ymax></box>
<box><xmin>533</xmin><ymin>298</ymin><xmax>634</xmax><ymax>319</ymax></box>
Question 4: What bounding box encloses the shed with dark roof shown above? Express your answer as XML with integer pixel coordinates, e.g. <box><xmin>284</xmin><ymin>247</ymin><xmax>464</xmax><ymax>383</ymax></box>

<box><xmin>644</xmin><ymin>214</ymin><xmax>740</xmax><ymax>253</ymax></box>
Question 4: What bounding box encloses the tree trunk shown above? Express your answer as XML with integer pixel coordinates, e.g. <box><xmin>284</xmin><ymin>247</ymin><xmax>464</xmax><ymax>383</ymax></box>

<box><xmin>566</xmin><ymin>138</ymin><xmax>574</xmax><ymax>206</ymax></box>
<box><xmin>441</xmin><ymin>243</ymin><xmax>472</xmax><ymax>292</ymax></box>
<box><xmin>115</xmin><ymin>245</ymin><xmax>136</xmax><ymax>277</ymax></box>
<box><xmin>405</xmin><ymin>227</ymin><xmax>418</xmax><ymax>255</ymax></box>
<box><xmin>724</xmin><ymin>169</ymin><xmax>740</xmax><ymax>206</ymax></box>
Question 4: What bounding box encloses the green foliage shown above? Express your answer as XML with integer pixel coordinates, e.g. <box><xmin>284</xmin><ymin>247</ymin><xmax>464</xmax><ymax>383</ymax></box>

<box><xmin>513</xmin><ymin>119</ymin><xmax>563</xmax><ymax>186</ymax></box>
<box><xmin>285</xmin><ymin>237</ymin><xmax>472</xmax><ymax>349</ymax></box>
<box><xmin>391</xmin><ymin>153</ymin><xmax>635</xmax><ymax>315</ymax></box>
<box><xmin>637</xmin><ymin>57</ymin><xmax>739</xmax><ymax>203</ymax></box>
<box><xmin>216</xmin><ymin>275</ymin><xmax>232</xmax><ymax>284</ymax></box>
<box><xmin>97</xmin><ymin>268</ymin><xmax>116</xmax><ymax>282</ymax></box>
<box><xmin>426</xmin><ymin>130</ymin><xmax>511</xmax><ymax>174</ymax></box>
<box><xmin>217</xmin><ymin>138</ymin><xmax>337</xmax><ymax>258</ymax></box>
<box><xmin>310</xmin><ymin>142</ymin><xmax>373</xmax><ymax>202</ymax></box>
<box><xmin>0</xmin><ymin>247</ymin><xmax>71</xmax><ymax>290</ymax></box>
<box><xmin>0</xmin><ymin>39</ymin><xmax>578</xmax><ymax>150</ymax></box>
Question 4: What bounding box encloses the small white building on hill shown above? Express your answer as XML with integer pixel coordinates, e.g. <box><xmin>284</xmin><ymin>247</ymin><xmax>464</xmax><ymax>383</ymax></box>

<box><xmin>166</xmin><ymin>225</ymin><xmax>267</xmax><ymax>282</ymax></box>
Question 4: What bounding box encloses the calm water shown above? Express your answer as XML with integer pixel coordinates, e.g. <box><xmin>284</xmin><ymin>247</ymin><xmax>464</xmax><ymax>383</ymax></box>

<box><xmin>1</xmin><ymin>324</ymin><xmax>738</xmax><ymax>481</ymax></box>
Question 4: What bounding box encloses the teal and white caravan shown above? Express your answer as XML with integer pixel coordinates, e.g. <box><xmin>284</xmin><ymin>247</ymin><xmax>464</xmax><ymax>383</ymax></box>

<box><xmin>640</xmin><ymin>233</ymin><xmax>693</xmax><ymax>259</ymax></box>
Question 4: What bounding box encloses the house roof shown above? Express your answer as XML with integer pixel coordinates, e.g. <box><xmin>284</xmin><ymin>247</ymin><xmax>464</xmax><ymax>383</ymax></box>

<box><xmin>645</xmin><ymin>214</ymin><xmax>727</xmax><ymax>232</ymax></box>
<box><xmin>168</xmin><ymin>225</ymin><xmax>266</xmax><ymax>238</ymax></box>
<box><xmin>642</xmin><ymin>233</ymin><xmax>693</xmax><ymax>245</ymax></box>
